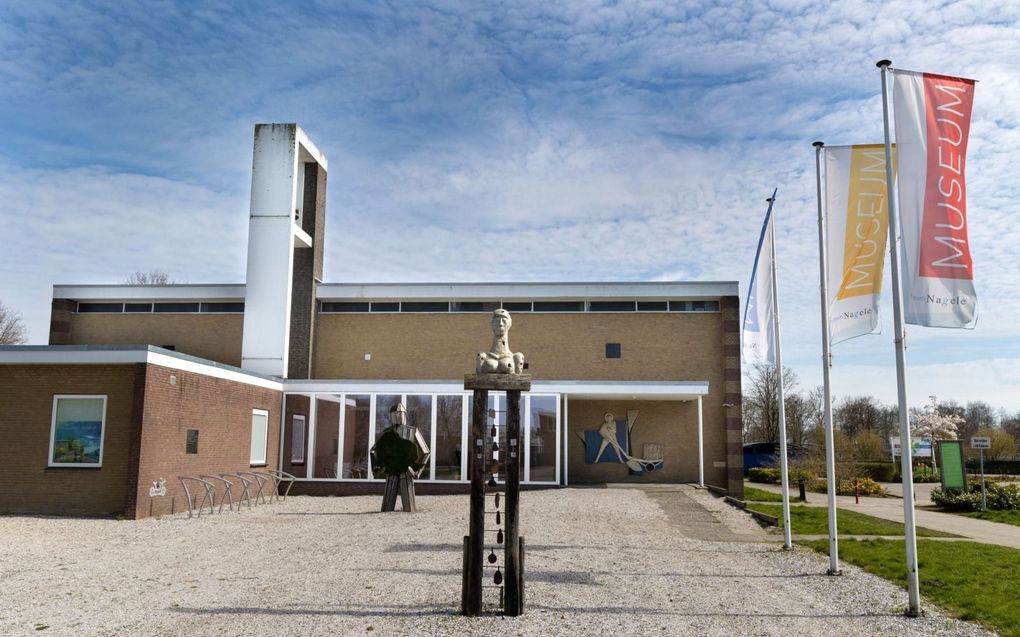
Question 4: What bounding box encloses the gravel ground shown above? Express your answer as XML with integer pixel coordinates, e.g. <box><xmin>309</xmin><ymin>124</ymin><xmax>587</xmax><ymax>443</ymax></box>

<box><xmin>0</xmin><ymin>489</ymin><xmax>994</xmax><ymax>637</ymax></box>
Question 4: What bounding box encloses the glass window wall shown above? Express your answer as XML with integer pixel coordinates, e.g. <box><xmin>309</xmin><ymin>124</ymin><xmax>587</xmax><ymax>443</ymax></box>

<box><xmin>283</xmin><ymin>390</ymin><xmax>560</xmax><ymax>484</ymax></box>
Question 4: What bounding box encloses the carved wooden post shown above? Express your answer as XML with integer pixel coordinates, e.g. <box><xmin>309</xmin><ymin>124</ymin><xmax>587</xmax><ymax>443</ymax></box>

<box><xmin>461</xmin><ymin>309</ymin><xmax>530</xmax><ymax>617</ymax></box>
<box><xmin>504</xmin><ymin>389</ymin><xmax>523</xmax><ymax>616</ymax></box>
<box><xmin>464</xmin><ymin>387</ymin><xmax>488</xmax><ymax>616</ymax></box>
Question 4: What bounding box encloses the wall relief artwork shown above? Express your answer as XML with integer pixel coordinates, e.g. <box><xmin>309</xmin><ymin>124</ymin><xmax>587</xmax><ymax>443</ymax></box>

<box><xmin>580</xmin><ymin>410</ymin><xmax>664</xmax><ymax>475</ymax></box>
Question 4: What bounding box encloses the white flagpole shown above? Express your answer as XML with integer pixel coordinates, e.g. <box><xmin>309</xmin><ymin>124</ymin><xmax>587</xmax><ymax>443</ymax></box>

<box><xmin>813</xmin><ymin>141</ymin><xmax>841</xmax><ymax>575</ymax></box>
<box><xmin>878</xmin><ymin>59</ymin><xmax>922</xmax><ymax>617</ymax></box>
<box><xmin>768</xmin><ymin>191</ymin><xmax>793</xmax><ymax>550</ymax></box>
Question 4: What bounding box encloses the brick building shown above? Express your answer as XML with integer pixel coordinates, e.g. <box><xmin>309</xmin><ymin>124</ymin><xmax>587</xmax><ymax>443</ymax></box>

<box><xmin>0</xmin><ymin>124</ymin><xmax>743</xmax><ymax>519</ymax></box>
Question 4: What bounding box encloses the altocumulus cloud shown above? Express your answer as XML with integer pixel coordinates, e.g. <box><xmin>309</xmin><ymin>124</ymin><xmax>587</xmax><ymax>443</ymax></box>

<box><xmin>1</xmin><ymin>0</ymin><xmax>1019</xmax><ymax>408</ymax></box>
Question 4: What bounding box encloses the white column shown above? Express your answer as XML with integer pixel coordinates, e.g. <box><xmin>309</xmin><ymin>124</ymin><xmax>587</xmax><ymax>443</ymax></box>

<box><xmin>307</xmin><ymin>394</ymin><xmax>318</xmax><ymax>478</ymax></box>
<box><xmin>697</xmin><ymin>396</ymin><xmax>704</xmax><ymax>488</ymax></box>
<box><xmin>563</xmin><ymin>395</ymin><xmax>570</xmax><ymax>486</ymax></box>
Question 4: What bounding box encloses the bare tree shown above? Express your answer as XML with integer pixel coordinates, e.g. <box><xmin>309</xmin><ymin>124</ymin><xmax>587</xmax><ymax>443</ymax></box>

<box><xmin>742</xmin><ymin>363</ymin><xmax>798</xmax><ymax>444</ymax></box>
<box><xmin>0</xmin><ymin>301</ymin><xmax>28</xmax><ymax>344</ymax></box>
<box><xmin>834</xmin><ymin>395</ymin><xmax>883</xmax><ymax>438</ymax></box>
<box><xmin>124</xmin><ymin>270</ymin><xmax>173</xmax><ymax>285</ymax></box>
<box><xmin>960</xmin><ymin>401</ymin><xmax>996</xmax><ymax>441</ymax></box>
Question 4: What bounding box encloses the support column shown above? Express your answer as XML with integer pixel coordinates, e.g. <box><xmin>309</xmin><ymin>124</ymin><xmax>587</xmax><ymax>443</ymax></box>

<box><xmin>505</xmin><ymin>390</ymin><xmax>523</xmax><ymax>616</ymax></box>
<box><xmin>697</xmin><ymin>396</ymin><xmax>704</xmax><ymax>488</ymax></box>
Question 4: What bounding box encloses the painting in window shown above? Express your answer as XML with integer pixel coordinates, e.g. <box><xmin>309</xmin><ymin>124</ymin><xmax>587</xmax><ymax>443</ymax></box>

<box><xmin>50</xmin><ymin>396</ymin><xmax>106</xmax><ymax>466</ymax></box>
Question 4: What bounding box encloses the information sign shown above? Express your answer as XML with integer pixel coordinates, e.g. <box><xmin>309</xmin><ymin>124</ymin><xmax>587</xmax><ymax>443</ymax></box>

<box><xmin>938</xmin><ymin>440</ymin><xmax>967</xmax><ymax>490</ymax></box>
<box><xmin>970</xmin><ymin>437</ymin><xmax>991</xmax><ymax>450</ymax></box>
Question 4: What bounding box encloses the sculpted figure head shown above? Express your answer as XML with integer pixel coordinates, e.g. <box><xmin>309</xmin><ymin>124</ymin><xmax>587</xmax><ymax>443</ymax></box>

<box><xmin>476</xmin><ymin>309</ymin><xmax>526</xmax><ymax>374</ymax></box>
<box><xmin>491</xmin><ymin>309</ymin><xmax>512</xmax><ymax>336</ymax></box>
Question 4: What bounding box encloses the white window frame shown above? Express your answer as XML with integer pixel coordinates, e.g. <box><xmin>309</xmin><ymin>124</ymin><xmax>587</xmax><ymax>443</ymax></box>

<box><xmin>291</xmin><ymin>415</ymin><xmax>306</xmax><ymax>464</ymax></box>
<box><xmin>250</xmin><ymin>408</ymin><xmax>270</xmax><ymax>466</ymax></box>
<box><xmin>48</xmin><ymin>394</ymin><xmax>108</xmax><ymax>468</ymax></box>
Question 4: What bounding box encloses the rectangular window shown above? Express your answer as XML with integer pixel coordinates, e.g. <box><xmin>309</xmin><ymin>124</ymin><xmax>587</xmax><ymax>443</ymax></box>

<box><xmin>291</xmin><ymin>415</ymin><xmax>306</xmax><ymax>464</ymax></box>
<box><xmin>451</xmin><ymin>301</ymin><xmax>499</xmax><ymax>312</ymax></box>
<box><xmin>668</xmin><ymin>301</ymin><xmax>689</xmax><ymax>312</ymax></box>
<box><xmin>370</xmin><ymin>302</ymin><xmax>399</xmax><ymax>312</ymax></box>
<box><xmin>250</xmin><ymin>409</ymin><xmax>269</xmax><ymax>466</ymax></box>
<box><xmin>153</xmin><ymin>302</ymin><xmax>200</xmax><ymax>313</ymax></box>
<box><xmin>406</xmin><ymin>395</ymin><xmax>433</xmax><ymax>480</ymax></box>
<box><xmin>200</xmin><ymin>302</ymin><xmax>245</xmax><ymax>313</ymax></box>
<box><xmin>49</xmin><ymin>395</ymin><xmax>107</xmax><ymax>467</ymax></box>
<box><xmin>401</xmin><ymin>301</ymin><xmax>449</xmax><ymax>312</ymax></box>
<box><xmin>589</xmin><ymin>301</ymin><xmax>636</xmax><ymax>312</ymax></box>
<box><xmin>637</xmin><ymin>301</ymin><xmax>668</xmax><ymax>311</ymax></box>
<box><xmin>434</xmin><ymin>395</ymin><xmax>463</xmax><ymax>480</ymax></box>
<box><xmin>313</xmin><ymin>397</ymin><xmax>340</xmax><ymax>478</ymax></box>
<box><xmin>186</xmin><ymin>429</ymin><xmax>199</xmax><ymax>454</ymax></box>
<box><xmin>533</xmin><ymin>301</ymin><xmax>584</xmax><ymax>312</ymax></box>
<box><xmin>77</xmin><ymin>302</ymin><xmax>123</xmax><ymax>313</ymax></box>
<box><xmin>501</xmin><ymin>302</ymin><xmax>532</xmax><ymax>312</ymax></box>
<box><xmin>529</xmin><ymin>395</ymin><xmax>557</xmax><ymax>482</ymax></box>
<box><xmin>605</xmin><ymin>343</ymin><xmax>621</xmax><ymax>358</ymax></box>
<box><xmin>321</xmin><ymin>302</ymin><xmax>370</xmax><ymax>313</ymax></box>
<box><xmin>124</xmin><ymin>303</ymin><xmax>153</xmax><ymax>313</ymax></box>
<box><xmin>342</xmin><ymin>395</ymin><xmax>371</xmax><ymax>479</ymax></box>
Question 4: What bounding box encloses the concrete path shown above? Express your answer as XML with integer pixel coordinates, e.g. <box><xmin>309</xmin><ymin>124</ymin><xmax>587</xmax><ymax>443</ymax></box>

<box><xmin>748</xmin><ymin>481</ymin><xmax>1020</xmax><ymax>551</ymax></box>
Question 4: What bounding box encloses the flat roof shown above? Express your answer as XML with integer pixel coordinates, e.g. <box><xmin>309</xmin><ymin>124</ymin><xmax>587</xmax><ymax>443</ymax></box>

<box><xmin>0</xmin><ymin>345</ymin><xmax>282</xmax><ymax>390</ymax></box>
<box><xmin>53</xmin><ymin>281</ymin><xmax>737</xmax><ymax>301</ymax></box>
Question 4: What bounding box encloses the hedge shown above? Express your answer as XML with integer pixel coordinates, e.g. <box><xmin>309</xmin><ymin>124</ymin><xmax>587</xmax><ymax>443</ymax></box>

<box><xmin>932</xmin><ymin>481</ymin><xmax>1020</xmax><ymax>511</ymax></box>
<box><xmin>965</xmin><ymin>459</ymin><xmax>1020</xmax><ymax>475</ymax></box>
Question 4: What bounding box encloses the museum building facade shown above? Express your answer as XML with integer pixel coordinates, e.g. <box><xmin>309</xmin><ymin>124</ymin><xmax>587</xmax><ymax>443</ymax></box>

<box><xmin>0</xmin><ymin>124</ymin><xmax>744</xmax><ymax>519</ymax></box>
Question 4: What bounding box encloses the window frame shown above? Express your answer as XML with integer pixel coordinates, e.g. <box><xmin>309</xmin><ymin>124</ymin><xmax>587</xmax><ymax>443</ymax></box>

<box><xmin>250</xmin><ymin>408</ymin><xmax>270</xmax><ymax>466</ymax></box>
<box><xmin>291</xmin><ymin>414</ymin><xmax>306</xmax><ymax>464</ymax></box>
<box><xmin>48</xmin><ymin>394</ymin><xmax>108</xmax><ymax>468</ymax></box>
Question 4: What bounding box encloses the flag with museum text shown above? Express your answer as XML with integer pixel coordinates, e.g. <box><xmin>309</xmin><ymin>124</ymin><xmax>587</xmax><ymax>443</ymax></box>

<box><xmin>892</xmin><ymin>68</ymin><xmax>977</xmax><ymax>328</ymax></box>
<box><xmin>824</xmin><ymin>144</ymin><xmax>894</xmax><ymax>344</ymax></box>
<box><xmin>742</xmin><ymin>191</ymin><xmax>777</xmax><ymax>364</ymax></box>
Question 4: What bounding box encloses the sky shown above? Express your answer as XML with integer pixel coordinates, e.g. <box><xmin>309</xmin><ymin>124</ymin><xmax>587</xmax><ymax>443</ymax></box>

<box><xmin>1</xmin><ymin>0</ymin><xmax>1018</xmax><ymax>413</ymax></box>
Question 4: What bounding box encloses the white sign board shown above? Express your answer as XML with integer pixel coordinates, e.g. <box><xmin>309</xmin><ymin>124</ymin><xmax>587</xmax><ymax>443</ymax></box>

<box><xmin>890</xmin><ymin>437</ymin><xmax>933</xmax><ymax>458</ymax></box>
<box><xmin>971</xmin><ymin>437</ymin><xmax>992</xmax><ymax>450</ymax></box>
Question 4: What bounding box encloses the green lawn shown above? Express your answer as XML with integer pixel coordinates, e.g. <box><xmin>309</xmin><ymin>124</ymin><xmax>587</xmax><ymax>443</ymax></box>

<box><xmin>747</xmin><ymin>503</ymin><xmax>957</xmax><ymax>537</ymax></box>
<box><xmin>800</xmin><ymin>539</ymin><xmax>1020</xmax><ymax>637</ymax></box>
<box><xmin>958</xmin><ymin>509</ymin><xmax>1020</xmax><ymax>528</ymax></box>
<box><xmin>742</xmin><ymin>486</ymin><xmax>784</xmax><ymax>502</ymax></box>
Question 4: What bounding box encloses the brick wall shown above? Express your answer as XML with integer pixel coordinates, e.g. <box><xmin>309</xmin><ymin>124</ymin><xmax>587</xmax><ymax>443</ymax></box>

<box><xmin>50</xmin><ymin>313</ymin><xmax>244</xmax><ymax>366</ymax></box>
<box><xmin>721</xmin><ymin>296</ymin><xmax>744</xmax><ymax>498</ymax></box>
<box><xmin>132</xmin><ymin>364</ymin><xmax>282</xmax><ymax>519</ymax></box>
<box><xmin>314</xmin><ymin>311</ymin><xmax>725</xmax><ymax>382</ymax></box>
<box><xmin>0</xmin><ymin>364</ymin><xmax>139</xmax><ymax>516</ymax></box>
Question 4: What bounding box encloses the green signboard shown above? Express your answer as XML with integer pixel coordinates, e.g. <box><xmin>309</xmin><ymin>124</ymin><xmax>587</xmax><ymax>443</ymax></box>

<box><xmin>939</xmin><ymin>440</ymin><xmax>967</xmax><ymax>490</ymax></box>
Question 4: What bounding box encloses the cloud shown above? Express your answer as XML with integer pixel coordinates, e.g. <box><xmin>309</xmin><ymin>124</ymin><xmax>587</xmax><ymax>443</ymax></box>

<box><xmin>1</xmin><ymin>0</ymin><xmax>1018</xmax><ymax>411</ymax></box>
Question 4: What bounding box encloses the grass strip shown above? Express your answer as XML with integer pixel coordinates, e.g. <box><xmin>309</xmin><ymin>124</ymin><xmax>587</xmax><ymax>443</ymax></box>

<box><xmin>799</xmin><ymin>538</ymin><xmax>1020</xmax><ymax>637</ymax></box>
<box><xmin>742</xmin><ymin>486</ymin><xmax>784</xmax><ymax>502</ymax></box>
<box><xmin>747</xmin><ymin>503</ymin><xmax>957</xmax><ymax>537</ymax></box>
<box><xmin>957</xmin><ymin>509</ymin><xmax>1020</xmax><ymax>528</ymax></box>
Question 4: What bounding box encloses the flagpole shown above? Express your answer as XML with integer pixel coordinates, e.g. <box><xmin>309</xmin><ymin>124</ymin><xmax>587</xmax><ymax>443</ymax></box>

<box><xmin>813</xmin><ymin>141</ymin><xmax>841</xmax><ymax>575</ymax></box>
<box><xmin>878</xmin><ymin>58</ymin><xmax>922</xmax><ymax>617</ymax></box>
<box><xmin>768</xmin><ymin>190</ymin><xmax>793</xmax><ymax>550</ymax></box>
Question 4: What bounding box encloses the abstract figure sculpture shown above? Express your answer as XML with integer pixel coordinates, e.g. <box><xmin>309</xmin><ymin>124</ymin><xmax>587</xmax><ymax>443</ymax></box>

<box><xmin>370</xmin><ymin>402</ymin><xmax>430</xmax><ymax>512</ymax></box>
<box><xmin>476</xmin><ymin>309</ymin><xmax>526</xmax><ymax>374</ymax></box>
<box><xmin>580</xmin><ymin>410</ymin><xmax>664</xmax><ymax>474</ymax></box>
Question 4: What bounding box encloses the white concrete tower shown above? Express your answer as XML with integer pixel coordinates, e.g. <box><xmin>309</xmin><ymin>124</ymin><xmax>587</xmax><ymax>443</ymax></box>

<box><xmin>241</xmin><ymin>124</ymin><xmax>327</xmax><ymax>378</ymax></box>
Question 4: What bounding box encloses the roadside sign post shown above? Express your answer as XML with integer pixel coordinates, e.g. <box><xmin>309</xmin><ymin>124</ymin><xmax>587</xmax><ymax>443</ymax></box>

<box><xmin>971</xmin><ymin>437</ymin><xmax>991</xmax><ymax>512</ymax></box>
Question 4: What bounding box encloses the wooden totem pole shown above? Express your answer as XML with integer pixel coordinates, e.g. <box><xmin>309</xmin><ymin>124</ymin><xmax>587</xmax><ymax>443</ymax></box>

<box><xmin>461</xmin><ymin>309</ymin><xmax>529</xmax><ymax>617</ymax></box>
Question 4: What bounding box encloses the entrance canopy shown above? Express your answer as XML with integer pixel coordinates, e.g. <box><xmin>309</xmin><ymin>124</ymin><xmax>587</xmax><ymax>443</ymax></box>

<box><xmin>284</xmin><ymin>379</ymin><xmax>709</xmax><ymax>400</ymax></box>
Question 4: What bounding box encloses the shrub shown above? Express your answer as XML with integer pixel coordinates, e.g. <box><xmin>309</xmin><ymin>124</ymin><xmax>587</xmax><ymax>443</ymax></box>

<box><xmin>892</xmin><ymin>467</ymin><xmax>941</xmax><ymax>483</ymax></box>
<box><xmin>836</xmin><ymin>477</ymin><xmax>887</xmax><ymax>497</ymax></box>
<box><xmin>747</xmin><ymin>467</ymin><xmax>816</xmax><ymax>485</ymax></box>
<box><xmin>931</xmin><ymin>481</ymin><xmax>1020</xmax><ymax>511</ymax></box>
<box><xmin>748</xmin><ymin>467</ymin><xmax>781</xmax><ymax>484</ymax></box>
<box><xmin>855</xmin><ymin>462</ymin><xmax>897</xmax><ymax>483</ymax></box>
